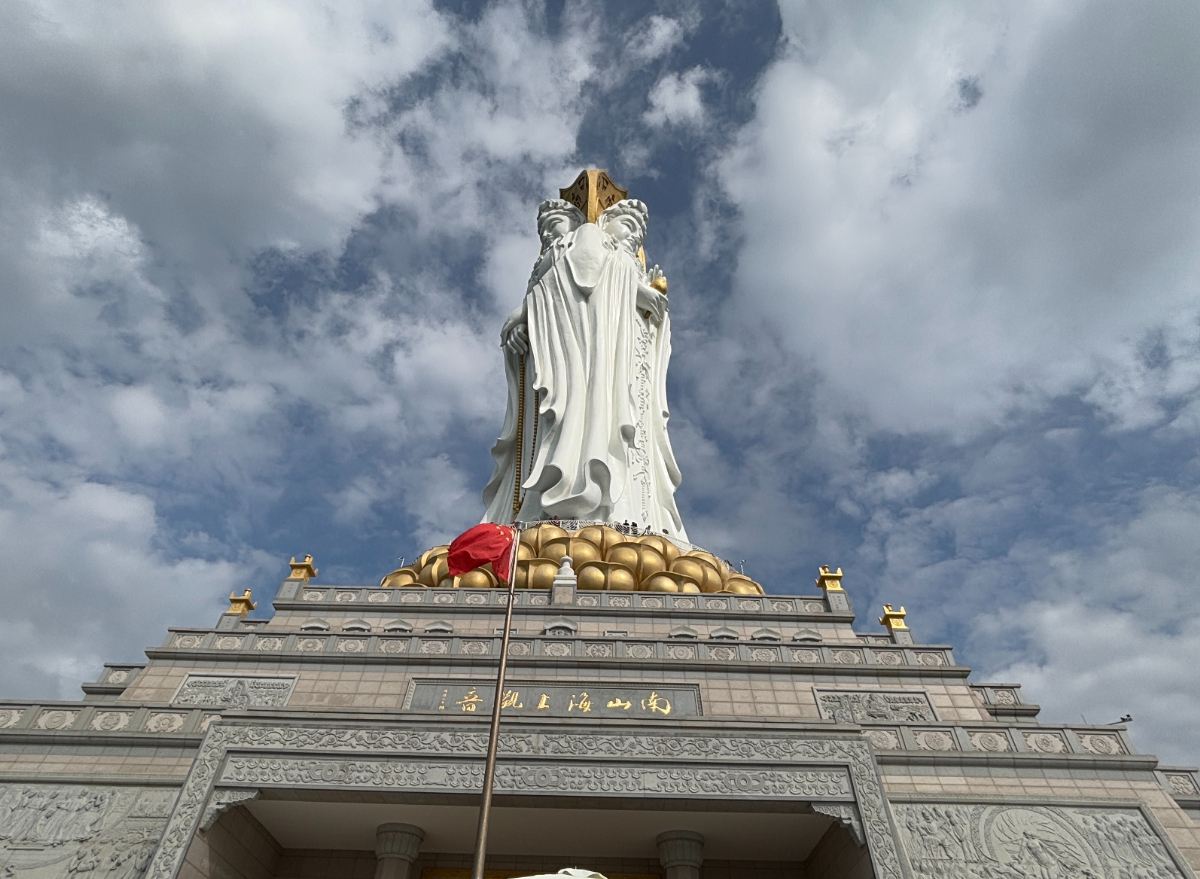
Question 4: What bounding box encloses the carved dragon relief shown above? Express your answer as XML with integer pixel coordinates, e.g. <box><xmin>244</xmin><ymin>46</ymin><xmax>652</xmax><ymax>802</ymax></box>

<box><xmin>143</xmin><ymin>723</ymin><xmax>906</xmax><ymax>879</ymax></box>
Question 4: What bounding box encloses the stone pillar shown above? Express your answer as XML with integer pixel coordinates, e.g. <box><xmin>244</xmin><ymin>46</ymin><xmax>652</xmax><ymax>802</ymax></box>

<box><xmin>657</xmin><ymin>830</ymin><xmax>704</xmax><ymax>879</ymax></box>
<box><xmin>550</xmin><ymin>555</ymin><xmax>577</xmax><ymax>606</ymax></box>
<box><xmin>375</xmin><ymin>823</ymin><xmax>424</xmax><ymax>879</ymax></box>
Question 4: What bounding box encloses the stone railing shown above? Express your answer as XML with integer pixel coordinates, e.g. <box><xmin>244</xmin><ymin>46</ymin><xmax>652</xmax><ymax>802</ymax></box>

<box><xmin>278</xmin><ymin>583</ymin><xmax>834</xmax><ymax>615</ymax></box>
<box><xmin>861</xmin><ymin>722</ymin><xmax>1137</xmax><ymax>759</ymax></box>
<box><xmin>156</xmin><ymin>630</ymin><xmax>958</xmax><ymax>669</ymax></box>
<box><xmin>0</xmin><ymin>703</ymin><xmax>217</xmax><ymax>736</ymax></box>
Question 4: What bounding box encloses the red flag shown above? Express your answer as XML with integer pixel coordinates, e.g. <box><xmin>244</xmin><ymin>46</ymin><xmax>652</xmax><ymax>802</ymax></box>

<box><xmin>447</xmin><ymin>524</ymin><xmax>518</xmax><ymax>583</ymax></box>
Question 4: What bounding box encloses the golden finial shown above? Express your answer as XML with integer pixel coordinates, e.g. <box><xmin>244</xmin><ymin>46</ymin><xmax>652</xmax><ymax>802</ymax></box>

<box><xmin>559</xmin><ymin>169</ymin><xmax>628</xmax><ymax>224</ymax></box>
<box><xmin>879</xmin><ymin>604</ymin><xmax>908</xmax><ymax>632</ymax></box>
<box><xmin>287</xmin><ymin>554</ymin><xmax>317</xmax><ymax>581</ymax></box>
<box><xmin>228</xmin><ymin>590</ymin><xmax>256</xmax><ymax>616</ymax></box>
<box><xmin>815</xmin><ymin>565</ymin><xmax>844</xmax><ymax>593</ymax></box>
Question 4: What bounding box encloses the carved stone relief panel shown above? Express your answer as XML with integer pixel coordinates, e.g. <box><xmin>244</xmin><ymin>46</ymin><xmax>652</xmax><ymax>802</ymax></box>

<box><xmin>969</xmin><ymin>730</ymin><xmax>1011</xmax><ymax>752</ymax></box>
<box><xmin>912</xmin><ymin>729</ymin><xmax>957</xmax><ymax>752</ymax></box>
<box><xmin>990</xmin><ymin>688</ymin><xmax>1017</xmax><ymax>705</ymax></box>
<box><xmin>335</xmin><ymin>638</ymin><xmax>367</xmax><ymax>653</ymax></box>
<box><xmin>145</xmin><ymin>713</ymin><xmax>186</xmax><ymax>733</ymax></box>
<box><xmin>832</xmin><ymin>649</ymin><xmax>863</xmax><ymax>664</ymax></box>
<box><xmin>254</xmin><ymin>636</ymin><xmax>284</xmax><ymax>651</ymax></box>
<box><xmin>1165</xmin><ymin>773</ymin><xmax>1199</xmax><ymax>797</ymax></box>
<box><xmin>894</xmin><ymin>803</ymin><xmax>1186</xmax><ymax>879</ymax></box>
<box><xmin>90</xmin><ymin>711</ymin><xmax>133</xmax><ymax>732</ymax></box>
<box><xmin>0</xmin><ymin>783</ymin><xmax>175</xmax><ymax>879</ymax></box>
<box><xmin>172</xmin><ymin>674</ymin><xmax>296</xmax><ymax>709</ymax></box>
<box><xmin>863</xmin><ymin>729</ymin><xmax>901</xmax><ymax>751</ymax></box>
<box><xmin>1079</xmin><ymin>733</ymin><xmax>1124</xmax><ymax>756</ymax></box>
<box><xmin>35</xmin><ymin>709</ymin><xmax>78</xmax><ymax>730</ymax></box>
<box><xmin>0</xmin><ymin>707</ymin><xmax>24</xmax><ymax>728</ymax></box>
<box><xmin>171</xmin><ymin>634</ymin><xmax>202</xmax><ymax>649</ymax></box>
<box><xmin>815</xmin><ymin>689</ymin><xmax>937</xmax><ymax>724</ymax></box>
<box><xmin>1024</xmin><ymin>731</ymin><xmax>1068</xmax><ymax>754</ymax></box>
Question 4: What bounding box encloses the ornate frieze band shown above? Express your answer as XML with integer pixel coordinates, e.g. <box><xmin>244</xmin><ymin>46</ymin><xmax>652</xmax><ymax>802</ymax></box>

<box><xmin>219</xmin><ymin>755</ymin><xmax>852</xmax><ymax>799</ymax></box>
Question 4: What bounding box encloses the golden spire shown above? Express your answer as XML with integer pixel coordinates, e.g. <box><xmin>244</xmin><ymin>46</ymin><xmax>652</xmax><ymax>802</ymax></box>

<box><xmin>287</xmin><ymin>554</ymin><xmax>317</xmax><ymax>581</ymax></box>
<box><xmin>815</xmin><ymin>565</ymin><xmax>844</xmax><ymax>593</ymax></box>
<box><xmin>227</xmin><ymin>590</ymin><xmax>256</xmax><ymax>616</ymax></box>
<box><xmin>879</xmin><ymin>604</ymin><xmax>909</xmax><ymax>632</ymax></box>
<box><xmin>560</xmin><ymin>169</ymin><xmax>628</xmax><ymax>224</ymax></box>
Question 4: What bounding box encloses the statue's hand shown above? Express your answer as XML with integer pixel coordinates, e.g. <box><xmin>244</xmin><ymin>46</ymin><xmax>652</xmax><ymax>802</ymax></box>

<box><xmin>503</xmin><ymin>322</ymin><xmax>530</xmax><ymax>355</ymax></box>
<box><xmin>637</xmin><ymin>282</ymin><xmax>668</xmax><ymax>324</ymax></box>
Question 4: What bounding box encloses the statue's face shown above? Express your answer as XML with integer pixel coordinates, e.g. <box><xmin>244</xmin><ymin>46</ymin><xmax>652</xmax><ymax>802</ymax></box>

<box><xmin>600</xmin><ymin>213</ymin><xmax>643</xmax><ymax>247</ymax></box>
<box><xmin>540</xmin><ymin>212</ymin><xmax>576</xmax><ymax>246</ymax></box>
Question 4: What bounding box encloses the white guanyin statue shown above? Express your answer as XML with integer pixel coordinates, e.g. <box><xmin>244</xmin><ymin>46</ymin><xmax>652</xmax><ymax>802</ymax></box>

<box><xmin>481</xmin><ymin>171</ymin><xmax>688</xmax><ymax>540</ymax></box>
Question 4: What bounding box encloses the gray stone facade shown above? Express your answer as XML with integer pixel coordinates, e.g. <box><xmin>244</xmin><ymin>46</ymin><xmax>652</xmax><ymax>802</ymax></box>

<box><xmin>1</xmin><ymin>571</ymin><xmax>1197</xmax><ymax>879</ymax></box>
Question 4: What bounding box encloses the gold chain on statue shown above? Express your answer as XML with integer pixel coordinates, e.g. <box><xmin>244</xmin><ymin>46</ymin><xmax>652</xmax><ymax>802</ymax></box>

<box><xmin>512</xmin><ymin>355</ymin><xmax>525</xmax><ymax>520</ymax></box>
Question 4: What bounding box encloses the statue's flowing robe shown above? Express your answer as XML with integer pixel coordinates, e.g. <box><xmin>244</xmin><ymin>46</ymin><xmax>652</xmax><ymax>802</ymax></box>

<box><xmin>482</xmin><ymin>223</ymin><xmax>687</xmax><ymax>539</ymax></box>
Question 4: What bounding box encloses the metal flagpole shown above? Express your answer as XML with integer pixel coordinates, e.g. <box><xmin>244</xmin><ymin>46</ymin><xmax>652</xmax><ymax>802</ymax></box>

<box><xmin>469</xmin><ymin>526</ymin><xmax>520</xmax><ymax>879</ymax></box>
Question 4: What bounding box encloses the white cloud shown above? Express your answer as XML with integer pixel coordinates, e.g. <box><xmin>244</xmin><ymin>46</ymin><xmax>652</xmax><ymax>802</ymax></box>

<box><xmin>720</xmin><ymin>0</ymin><xmax>1200</xmax><ymax>435</ymax></box>
<box><xmin>627</xmin><ymin>14</ymin><xmax>691</xmax><ymax>62</ymax></box>
<box><xmin>644</xmin><ymin>66</ymin><xmax>715</xmax><ymax>129</ymax></box>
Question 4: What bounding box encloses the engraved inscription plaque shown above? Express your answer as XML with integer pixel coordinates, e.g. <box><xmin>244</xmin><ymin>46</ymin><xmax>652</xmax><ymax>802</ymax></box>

<box><xmin>406</xmin><ymin>679</ymin><xmax>700</xmax><ymax>718</ymax></box>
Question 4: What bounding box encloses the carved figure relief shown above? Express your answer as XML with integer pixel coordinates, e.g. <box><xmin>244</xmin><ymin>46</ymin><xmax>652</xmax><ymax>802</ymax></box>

<box><xmin>816</xmin><ymin>690</ymin><xmax>937</xmax><ymax>724</ymax></box>
<box><xmin>0</xmin><ymin>784</ymin><xmax>173</xmax><ymax>878</ymax></box>
<box><xmin>172</xmin><ymin>675</ymin><xmax>295</xmax><ymax>709</ymax></box>
<box><xmin>895</xmin><ymin>803</ymin><xmax>1184</xmax><ymax>879</ymax></box>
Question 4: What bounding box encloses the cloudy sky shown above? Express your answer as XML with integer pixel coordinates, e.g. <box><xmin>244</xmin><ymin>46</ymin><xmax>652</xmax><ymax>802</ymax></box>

<box><xmin>2</xmin><ymin>0</ymin><xmax>1199</xmax><ymax>764</ymax></box>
